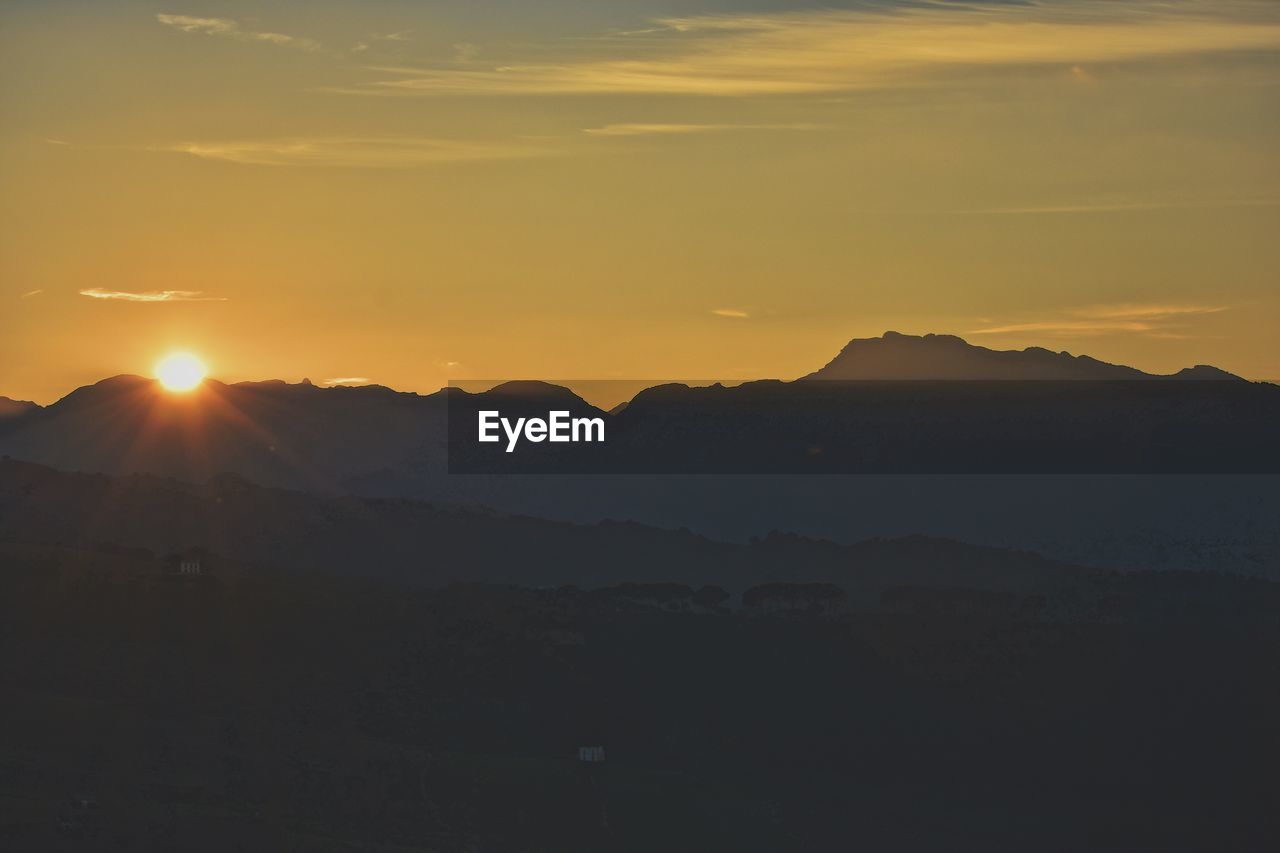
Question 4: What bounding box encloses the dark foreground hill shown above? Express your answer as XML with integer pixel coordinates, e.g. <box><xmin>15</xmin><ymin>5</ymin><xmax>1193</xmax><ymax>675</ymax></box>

<box><xmin>1</xmin><ymin>539</ymin><xmax>1276</xmax><ymax>852</ymax></box>
<box><xmin>0</xmin><ymin>459</ymin><xmax>1092</xmax><ymax>601</ymax></box>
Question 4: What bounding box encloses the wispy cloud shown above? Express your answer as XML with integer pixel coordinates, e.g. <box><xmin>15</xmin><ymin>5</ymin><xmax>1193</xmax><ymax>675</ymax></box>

<box><xmin>352</xmin><ymin>30</ymin><xmax>413</xmax><ymax>53</ymax></box>
<box><xmin>971</xmin><ymin>303</ymin><xmax>1228</xmax><ymax>337</ymax></box>
<box><xmin>80</xmin><ymin>288</ymin><xmax>227</xmax><ymax>303</ymax></box>
<box><xmin>711</xmin><ymin>308</ymin><xmax>750</xmax><ymax>319</ymax></box>
<box><xmin>323</xmin><ymin>377</ymin><xmax>371</xmax><ymax>386</ymax></box>
<box><xmin>1074</xmin><ymin>303</ymin><xmax>1228</xmax><ymax>320</ymax></box>
<box><xmin>167</xmin><ymin>137</ymin><xmax>547</xmax><ymax>167</ymax></box>
<box><xmin>20</xmin><ymin>289</ymin><xmax>44</xmax><ymax>298</ymax></box>
<box><xmin>947</xmin><ymin>198</ymin><xmax>1280</xmax><ymax>215</ymax></box>
<box><xmin>334</xmin><ymin>1</ymin><xmax>1280</xmax><ymax>98</ymax></box>
<box><xmin>583</xmin><ymin>122</ymin><xmax>819</xmax><ymax>137</ymax></box>
<box><xmin>156</xmin><ymin>13</ymin><xmax>320</xmax><ymax>52</ymax></box>
<box><xmin>969</xmin><ymin>320</ymin><xmax>1157</xmax><ymax>336</ymax></box>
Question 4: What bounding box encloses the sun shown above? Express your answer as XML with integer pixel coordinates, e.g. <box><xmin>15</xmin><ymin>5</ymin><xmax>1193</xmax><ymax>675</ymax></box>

<box><xmin>155</xmin><ymin>352</ymin><xmax>208</xmax><ymax>392</ymax></box>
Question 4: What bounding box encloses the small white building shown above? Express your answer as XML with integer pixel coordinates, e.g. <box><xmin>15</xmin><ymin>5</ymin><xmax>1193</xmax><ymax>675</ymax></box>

<box><xmin>577</xmin><ymin>746</ymin><xmax>605</xmax><ymax>763</ymax></box>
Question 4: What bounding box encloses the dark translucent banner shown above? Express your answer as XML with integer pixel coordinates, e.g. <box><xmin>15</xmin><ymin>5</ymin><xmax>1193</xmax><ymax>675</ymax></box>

<box><xmin>446</xmin><ymin>379</ymin><xmax>1280</xmax><ymax>474</ymax></box>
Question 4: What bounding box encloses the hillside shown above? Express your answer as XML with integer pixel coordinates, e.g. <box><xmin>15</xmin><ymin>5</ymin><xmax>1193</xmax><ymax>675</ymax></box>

<box><xmin>0</xmin><ymin>459</ymin><xmax>1097</xmax><ymax>600</ymax></box>
<box><xmin>1</xmin><ymin>539</ymin><xmax>1276</xmax><ymax>852</ymax></box>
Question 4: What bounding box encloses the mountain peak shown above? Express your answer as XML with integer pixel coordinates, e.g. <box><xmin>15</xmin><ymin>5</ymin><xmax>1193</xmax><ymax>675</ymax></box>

<box><xmin>803</xmin><ymin>332</ymin><xmax>1240</xmax><ymax>381</ymax></box>
<box><xmin>0</xmin><ymin>396</ymin><xmax>39</xmax><ymax>420</ymax></box>
<box><xmin>1171</xmin><ymin>364</ymin><xmax>1243</xmax><ymax>381</ymax></box>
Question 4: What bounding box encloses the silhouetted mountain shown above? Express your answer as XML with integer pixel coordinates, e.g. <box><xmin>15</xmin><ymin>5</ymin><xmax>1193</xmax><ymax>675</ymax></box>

<box><xmin>0</xmin><ymin>374</ymin><xmax>447</xmax><ymax>491</ymax></box>
<box><xmin>588</xmin><ymin>377</ymin><xmax>1280</xmax><ymax>473</ymax></box>
<box><xmin>0</xmin><ymin>395</ymin><xmax>37</xmax><ymax>420</ymax></box>
<box><xmin>3</xmin><ymin>335</ymin><xmax>1263</xmax><ymax>483</ymax></box>
<box><xmin>803</xmin><ymin>331</ymin><xmax>1245</xmax><ymax>381</ymax></box>
<box><xmin>0</xmin><ymin>375</ymin><xmax>611</xmax><ymax>488</ymax></box>
<box><xmin>2</xmin><ymin>337</ymin><xmax>1277</xmax><ymax>574</ymax></box>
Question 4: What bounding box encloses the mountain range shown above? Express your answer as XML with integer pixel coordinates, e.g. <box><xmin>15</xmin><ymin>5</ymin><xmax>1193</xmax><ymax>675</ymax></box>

<box><xmin>5</xmin><ymin>330</ymin><xmax>1274</xmax><ymax>479</ymax></box>
<box><xmin>2</xmin><ymin>332</ymin><xmax>1272</xmax><ymax>480</ymax></box>
<box><xmin>2</xmin><ymin>333</ymin><xmax>1277</xmax><ymax>577</ymax></box>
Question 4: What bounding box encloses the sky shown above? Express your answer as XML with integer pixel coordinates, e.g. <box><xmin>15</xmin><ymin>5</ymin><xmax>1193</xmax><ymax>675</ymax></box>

<box><xmin>2</xmin><ymin>0</ymin><xmax>1279</xmax><ymax>403</ymax></box>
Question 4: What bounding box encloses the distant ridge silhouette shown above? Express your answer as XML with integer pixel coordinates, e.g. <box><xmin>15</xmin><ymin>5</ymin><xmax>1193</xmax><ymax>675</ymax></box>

<box><xmin>0</xmin><ymin>332</ymin><xmax>1272</xmax><ymax>482</ymax></box>
<box><xmin>0</xmin><ymin>395</ymin><xmax>38</xmax><ymax>420</ymax></box>
<box><xmin>803</xmin><ymin>331</ymin><xmax>1243</xmax><ymax>381</ymax></box>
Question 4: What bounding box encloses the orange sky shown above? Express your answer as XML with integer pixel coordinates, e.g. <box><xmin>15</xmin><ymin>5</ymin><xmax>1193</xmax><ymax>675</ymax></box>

<box><xmin>3</xmin><ymin>0</ymin><xmax>1279</xmax><ymax>403</ymax></box>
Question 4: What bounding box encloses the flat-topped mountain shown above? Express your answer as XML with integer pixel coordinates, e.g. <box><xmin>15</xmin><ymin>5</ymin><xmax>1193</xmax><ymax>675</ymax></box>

<box><xmin>804</xmin><ymin>331</ymin><xmax>1243</xmax><ymax>381</ymax></box>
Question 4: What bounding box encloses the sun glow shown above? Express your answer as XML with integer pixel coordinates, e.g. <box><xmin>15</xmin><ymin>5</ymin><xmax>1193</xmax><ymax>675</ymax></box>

<box><xmin>155</xmin><ymin>352</ymin><xmax>208</xmax><ymax>392</ymax></box>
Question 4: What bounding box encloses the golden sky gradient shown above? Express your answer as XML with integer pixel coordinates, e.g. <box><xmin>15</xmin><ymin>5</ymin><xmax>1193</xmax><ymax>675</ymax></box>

<box><xmin>2</xmin><ymin>0</ymin><xmax>1279</xmax><ymax>403</ymax></box>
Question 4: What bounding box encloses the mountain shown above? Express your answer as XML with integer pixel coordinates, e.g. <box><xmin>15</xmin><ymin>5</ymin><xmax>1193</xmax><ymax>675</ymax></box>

<box><xmin>2</xmin><ymin>335</ymin><xmax>1277</xmax><ymax>575</ymax></box>
<box><xmin>0</xmin><ymin>396</ymin><xmax>37</xmax><ymax>420</ymax></box>
<box><xmin>803</xmin><ymin>331</ymin><xmax>1245</xmax><ymax>381</ymax></box>
<box><xmin>0</xmin><ymin>374</ymin><xmax>449</xmax><ymax>492</ymax></box>
<box><xmin>0</xmin><ymin>375</ymin><xmax>611</xmax><ymax>489</ymax></box>
<box><xmin>590</xmin><ymin>376</ymin><xmax>1280</xmax><ymax>474</ymax></box>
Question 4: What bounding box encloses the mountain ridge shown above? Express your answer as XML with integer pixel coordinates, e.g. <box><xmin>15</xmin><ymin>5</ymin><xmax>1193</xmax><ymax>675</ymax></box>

<box><xmin>5</xmin><ymin>331</ymin><xmax>1248</xmax><ymax>412</ymax></box>
<box><xmin>0</xmin><ymin>332</ymin><xmax>1273</xmax><ymax>484</ymax></box>
<box><xmin>803</xmin><ymin>331</ymin><xmax>1244</xmax><ymax>381</ymax></box>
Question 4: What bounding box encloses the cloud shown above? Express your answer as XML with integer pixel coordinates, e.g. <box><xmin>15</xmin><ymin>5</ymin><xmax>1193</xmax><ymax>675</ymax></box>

<box><xmin>1070</xmin><ymin>64</ymin><xmax>1096</xmax><ymax>83</ymax></box>
<box><xmin>969</xmin><ymin>320</ymin><xmax>1156</xmax><ymax>336</ymax></box>
<box><xmin>156</xmin><ymin>13</ymin><xmax>320</xmax><ymax>52</ymax></box>
<box><xmin>711</xmin><ymin>308</ymin><xmax>750</xmax><ymax>319</ymax></box>
<box><xmin>970</xmin><ymin>303</ymin><xmax>1228</xmax><ymax>337</ymax></box>
<box><xmin>352</xmin><ymin>31</ymin><xmax>413</xmax><ymax>53</ymax></box>
<box><xmin>1072</xmin><ymin>304</ymin><xmax>1228</xmax><ymax>320</ymax></box>
<box><xmin>947</xmin><ymin>198</ymin><xmax>1280</xmax><ymax>215</ymax></box>
<box><xmin>20</xmin><ymin>289</ymin><xmax>43</xmax><ymax>298</ymax></box>
<box><xmin>323</xmin><ymin>377</ymin><xmax>371</xmax><ymax>386</ymax></box>
<box><xmin>583</xmin><ymin>122</ymin><xmax>819</xmax><ymax>137</ymax></box>
<box><xmin>333</xmin><ymin>1</ymin><xmax>1280</xmax><ymax>98</ymax></box>
<box><xmin>167</xmin><ymin>137</ymin><xmax>547</xmax><ymax>167</ymax></box>
<box><xmin>79</xmin><ymin>289</ymin><xmax>227</xmax><ymax>303</ymax></box>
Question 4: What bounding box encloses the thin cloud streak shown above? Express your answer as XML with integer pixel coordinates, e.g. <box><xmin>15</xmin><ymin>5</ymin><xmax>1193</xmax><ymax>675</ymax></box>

<box><xmin>323</xmin><ymin>377</ymin><xmax>371</xmax><ymax>386</ymax></box>
<box><xmin>946</xmin><ymin>199</ymin><xmax>1280</xmax><ymax>215</ymax></box>
<box><xmin>711</xmin><ymin>308</ymin><xmax>750</xmax><ymax>319</ymax></box>
<box><xmin>156</xmin><ymin>14</ymin><xmax>320</xmax><ymax>52</ymax></box>
<box><xmin>1075</xmin><ymin>304</ymin><xmax>1228</xmax><ymax>320</ymax></box>
<box><xmin>971</xmin><ymin>303</ymin><xmax>1229</xmax><ymax>337</ymax></box>
<box><xmin>333</xmin><ymin>2</ymin><xmax>1280</xmax><ymax>98</ymax></box>
<box><xmin>970</xmin><ymin>320</ymin><xmax>1156</xmax><ymax>336</ymax></box>
<box><xmin>583</xmin><ymin>122</ymin><xmax>820</xmax><ymax>136</ymax></box>
<box><xmin>20</xmin><ymin>289</ymin><xmax>44</xmax><ymax>298</ymax></box>
<box><xmin>80</xmin><ymin>289</ymin><xmax>227</xmax><ymax>303</ymax></box>
<box><xmin>168</xmin><ymin>137</ymin><xmax>548</xmax><ymax>167</ymax></box>
<box><xmin>352</xmin><ymin>31</ymin><xmax>413</xmax><ymax>54</ymax></box>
